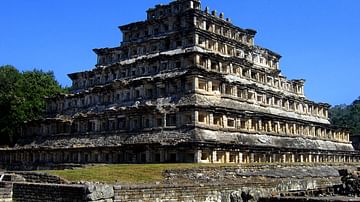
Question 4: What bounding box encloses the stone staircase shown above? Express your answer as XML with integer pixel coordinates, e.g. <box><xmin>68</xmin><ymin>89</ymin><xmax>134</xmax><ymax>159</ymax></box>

<box><xmin>0</xmin><ymin>180</ymin><xmax>13</xmax><ymax>201</ymax></box>
<box><xmin>0</xmin><ymin>173</ymin><xmax>18</xmax><ymax>202</ymax></box>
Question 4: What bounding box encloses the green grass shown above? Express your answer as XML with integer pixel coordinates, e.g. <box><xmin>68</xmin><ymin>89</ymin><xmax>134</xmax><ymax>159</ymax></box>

<box><xmin>45</xmin><ymin>163</ymin><xmax>234</xmax><ymax>184</ymax></box>
<box><xmin>44</xmin><ymin>162</ymin><xmax>360</xmax><ymax>184</ymax></box>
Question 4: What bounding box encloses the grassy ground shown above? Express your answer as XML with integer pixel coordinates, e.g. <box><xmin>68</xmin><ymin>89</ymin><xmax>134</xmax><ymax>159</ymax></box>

<box><xmin>44</xmin><ymin>162</ymin><xmax>360</xmax><ymax>184</ymax></box>
<box><xmin>45</xmin><ymin>163</ymin><xmax>234</xmax><ymax>184</ymax></box>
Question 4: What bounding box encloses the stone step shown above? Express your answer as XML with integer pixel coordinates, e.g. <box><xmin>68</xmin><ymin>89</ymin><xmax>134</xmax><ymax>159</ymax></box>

<box><xmin>0</xmin><ymin>184</ymin><xmax>12</xmax><ymax>188</ymax></box>
<box><xmin>0</xmin><ymin>175</ymin><xmax>12</xmax><ymax>182</ymax></box>
<box><xmin>0</xmin><ymin>189</ymin><xmax>11</xmax><ymax>193</ymax></box>
<box><xmin>0</xmin><ymin>193</ymin><xmax>11</xmax><ymax>198</ymax></box>
<box><xmin>0</xmin><ymin>197</ymin><xmax>12</xmax><ymax>200</ymax></box>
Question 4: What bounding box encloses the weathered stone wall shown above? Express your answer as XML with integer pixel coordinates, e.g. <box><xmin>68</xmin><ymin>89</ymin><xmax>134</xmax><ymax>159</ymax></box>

<box><xmin>11</xmin><ymin>171</ymin><xmax>68</xmax><ymax>184</ymax></box>
<box><xmin>9</xmin><ymin>182</ymin><xmax>115</xmax><ymax>202</ymax></box>
<box><xmin>4</xmin><ymin>166</ymin><xmax>357</xmax><ymax>201</ymax></box>
<box><xmin>114</xmin><ymin>184</ymin><xmax>268</xmax><ymax>202</ymax></box>
<box><xmin>0</xmin><ymin>181</ymin><xmax>13</xmax><ymax>202</ymax></box>
<box><xmin>0</xmin><ymin>176</ymin><xmax>344</xmax><ymax>202</ymax></box>
<box><xmin>12</xmin><ymin>182</ymin><xmax>87</xmax><ymax>202</ymax></box>
<box><xmin>114</xmin><ymin>177</ymin><xmax>341</xmax><ymax>202</ymax></box>
<box><xmin>112</xmin><ymin>166</ymin><xmax>348</xmax><ymax>201</ymax></box>
<box><xmin>163</xmin><ymin>165</ymin><xmax>345</xmax><ymax>185</ymax></box>
<box><xmin>1</xmin><ymin>176</ymin><xmax>341</xmax><ymax>202</ymax></box>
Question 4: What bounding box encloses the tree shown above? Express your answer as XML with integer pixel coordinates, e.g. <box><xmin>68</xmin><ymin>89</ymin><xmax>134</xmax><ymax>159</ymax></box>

<box><xmin>18</xmin><ymin>69</ymin><xmax>64</xmax><ymax>120</ymax></box>
<box><xmin>0</xmin><ymin>65</ymin><xmax>65</xmax><ymax>146</ymax></box>
<box><xmin>0</xmin><ymin>65</ymin><xmax>22</xmax><ymax>145</ymax></box>
<box><xmin>329</xmin><ymin>97</ymin><xmax>360</xmax><ymax>135</ymax></box>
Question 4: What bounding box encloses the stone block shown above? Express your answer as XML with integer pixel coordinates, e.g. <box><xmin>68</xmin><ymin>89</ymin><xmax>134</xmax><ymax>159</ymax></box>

<box><xmin>86</xmin><ymin>182</ymin><xmax>114</xmax><ymax>201</ymax></box>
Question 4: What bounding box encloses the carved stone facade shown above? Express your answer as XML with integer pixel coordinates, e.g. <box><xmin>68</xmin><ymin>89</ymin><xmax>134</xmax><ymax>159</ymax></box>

<box><xmin>1</xmin><ymin>0</ymin><xmax>358</xmax><ymax>167</ymax></box>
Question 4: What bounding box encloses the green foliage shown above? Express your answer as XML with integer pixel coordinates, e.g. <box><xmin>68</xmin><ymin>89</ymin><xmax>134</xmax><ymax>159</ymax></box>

<box><xmin>0</xmin><ymin>65</ymin><xmax>64</xmax><ymax>145</ymax></box>
<box><xmin>329</xmin><ymin>97</ymin><xmax>360</xmax><ymax>135</ymax></box>
<box><xmin>0</xmin><ymin>65</ymin><xmax>22</xmax><ymax>145</ymax></box>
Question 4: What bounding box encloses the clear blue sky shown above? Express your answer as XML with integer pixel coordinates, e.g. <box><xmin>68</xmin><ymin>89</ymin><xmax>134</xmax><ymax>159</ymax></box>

<box><xmin>1</xmin><ymin>0</ymin><xmax>359</xmax><ymax>106</ymax></box>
